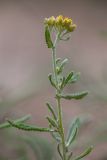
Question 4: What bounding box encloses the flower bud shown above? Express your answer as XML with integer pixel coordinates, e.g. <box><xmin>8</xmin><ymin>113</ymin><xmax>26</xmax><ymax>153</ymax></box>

<box><xmin>48</xmin><ymin>16</ymin><xmax>55</xmax><ymax>26</ymax></box>
<box><xmin>67</xmin><ymin>24</ymin><xmax>77</xmax><ymax>32</ymax></box>
<box><xmin>44</xmin><ymin>15</ymin><xmax>76</xmax><ymax>34</ymax></box>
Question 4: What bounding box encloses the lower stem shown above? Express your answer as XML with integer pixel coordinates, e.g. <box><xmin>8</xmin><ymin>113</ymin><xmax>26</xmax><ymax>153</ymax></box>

<box><xmin>52</xmin><ymin>33</ymin><xmax>67</xmax><ymax>160</ymax></box>
<box><xmin>57</xmin><ymin>97</ymin><xmax>67</xmax><ymax>160</ymax></box>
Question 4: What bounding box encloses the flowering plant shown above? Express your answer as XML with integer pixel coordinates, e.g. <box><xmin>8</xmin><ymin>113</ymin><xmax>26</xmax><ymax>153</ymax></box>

<box><xmin>0</xmin><ymin>15</ymin><xmax>93</xmax><ymax>160</ymax></box>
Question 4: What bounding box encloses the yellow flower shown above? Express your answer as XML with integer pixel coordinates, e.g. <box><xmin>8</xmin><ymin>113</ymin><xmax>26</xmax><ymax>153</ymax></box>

<box><xmin>63</xmin><ymin>18</ymin><xmax>72</xmax><ymax>26</ymax></box>
<box><xmin>44</xmin><ymin>16</ymin><xmax>55</xmax><ymax>26</ymax></box>
<box><xmin>56</xmin><ymin>15</ymin><xmax>63</xmax><ymax>25</ymax></box>
<box><xmin>67</xmin><ymin>24</ymin><xmax>77</xmax><ymax>32</ymax></box>
<box><xmin>44</xmin><ymin>15</ymin><xmax>76</xmax><ymax>33</ymax></box>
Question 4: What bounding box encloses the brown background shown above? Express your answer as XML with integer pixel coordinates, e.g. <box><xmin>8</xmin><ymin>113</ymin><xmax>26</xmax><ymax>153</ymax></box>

<box><xmin>0</xmin><ymin>0</ymin><xmax>107</xmax><ymax>159</ymax></box>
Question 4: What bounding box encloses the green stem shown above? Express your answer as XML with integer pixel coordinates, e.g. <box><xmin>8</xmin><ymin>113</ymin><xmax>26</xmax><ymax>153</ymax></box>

<box><xmin>57</xmin><ymin>97</ymin><xmax>67</xmax><ymax>160</ymax></box>
<box><xmin>52</xmin><ymin>33</ymin><xmax>67</xmax><ymax>160</ymax></box>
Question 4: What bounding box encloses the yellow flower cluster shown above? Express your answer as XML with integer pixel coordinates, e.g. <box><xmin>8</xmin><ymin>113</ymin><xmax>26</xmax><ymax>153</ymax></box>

<box><xmin>44</xmin><ymin>15</ymin><xmax>76</xmax><ymax>32</ymax></box>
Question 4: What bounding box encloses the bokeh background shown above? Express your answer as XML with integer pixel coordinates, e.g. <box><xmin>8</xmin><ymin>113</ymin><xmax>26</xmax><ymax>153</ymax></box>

<box><xmin>0</xmin><ymin>0</ymin><xmax>107</xmax><ymax>159</ymax></box>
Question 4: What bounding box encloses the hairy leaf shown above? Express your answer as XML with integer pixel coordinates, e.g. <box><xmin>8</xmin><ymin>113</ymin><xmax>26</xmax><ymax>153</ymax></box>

<box><xmin>0</xmin><ymin>115</ymin><xmax>31</xmax><ymax>129</ymax></box>
<box><xmin>46</xmin><ymin>103</ymin><xmax>57</xmax><ymax>120</ymax></box>
<box><xmin>69</xmin><ymin>72</ymin><xmax>80</xmax><ymax>83</ymax></box>
<box><xmin>45</xmin><ymin>26</ymin><xmax>53</xmax><ymax>48</ymax></box>
<box><xmin>57</xmin><ymin>58</ymin><xmax>68</xmax><ymax>74</ymax></box>
<box><xmin>64</xmin><ymin>72</ymin><xmax>74</xmax><ymax>86</ymax></box>
<box><xmin>51</xmin><ymin>132</ymin><xmax>61</xmax><ymax>142</ymax></box>
<box><xmin>60</xmin><ymin>91</ymin><xmax>88</xmax><ymax>100</ymax></box>
<box><xmin>60</xmin><ymin>76</ymin><xmax>66</xmax><ymax>89</ymax></box>
<box><xmin>48</xmin><ymin>73</ymin><xmax>57</xmax><ymax>88</ymax></box>
<box><xmin>7</xmin><ymin>120</ymin><xmax>53</xmax><ymax>132</ymax></box>
<box><xmin>56</xmin><ymin>58</ymin><xmax>61</xmax><ymax>64</ymax></box>
<box><xmin>46</xmin><ymin>117</ymin><xmax>57</xmax><ymax>128</ymax></box>
<box><xmin>74</xmin><ymin>146</ymin><xmax>93</xmax><ymax>160</ymax></box>
<box><xmin>66</xmin><ymin>118</ymin><xmax>80</xmax><ymax>147</ymax></box>
<box><xmin>66</xmin><ymin>127</ymin><xmax>78</xmax><ymax>147</ymax></box>
<box><xmin>57</xmin><ymin>144</ymin><xmax>63</xmax><ymax>159</ymax></box>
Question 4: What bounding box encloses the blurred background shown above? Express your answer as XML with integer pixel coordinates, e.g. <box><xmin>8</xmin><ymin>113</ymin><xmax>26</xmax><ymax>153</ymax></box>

<box><xmin>0</xmin><ymin>0</ymin><xmax>107</xmax><ymax>159</ymax></box>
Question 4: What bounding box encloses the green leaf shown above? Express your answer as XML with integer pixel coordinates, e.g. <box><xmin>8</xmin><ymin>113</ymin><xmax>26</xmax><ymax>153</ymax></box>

<box><xmin>60</xmin><ymin>91</ymin><xmax>89</xmax><ymax>100</ymax></box>
<box><xmin>61</xmin><ymin>58</ymin><xmax>68</xmax><ymax>66</ymax></box>
<box><xmin>46</xmin><ymin>117</ymin><xmax>57</xmax><ymax>128</ymax></box>
<box><xmin>66</xmin><ymin>118</ymin><xmax>80</xmax><ymax>147</ymax></box>
<box><xmin>66</xmin><ymin>127</ymin><xmax>78</xmax><ymax>147</ymax></box>
<box><xmin>56</xmin><ymin>58</ymin><xmax>61</xmax><ymax>64</ymax></box>
<box><xmin>69</xmin><ymin>72</ymin><xmax>80</xmax><ymax>83</ymax></box>
<box><xmin>57</xmin><ymin>58</ymin><xmax>68</xmax><ymax>74</ymax></box>
<box><xmin>60</xmin><ymin>36</ymin><xmax>70</xmax><ymax>41</ymax></box>
<box><xmin>45</xmin><ymin>26</ymin><xmax>53</xmax><ymax>48</ymax></box>
<box><xmin>74</xmin><ymin>146</ymin><xmax>93</xmax><ymax>160</ymax></box>
<box><xmin>60</xmin><ymin>77</ymin><xmax>66</xmax><ymax>89</ymax></box>
<box><xmin>51</xmin><ymin>132</ymin><xmax>61</xmax><ymax>142</ymax></box>
<box><xmin>0</xmin><ymin>115</ymin><xmax>31</xmax><ymax>129</ymax></box>
<box><xmin>46</xmin><ymin>103</ymin><xmax>57</xmax><ymax>120</ymax></box>
<box><xmin>48</xmin><ymin>73</ymin><xmax>57</xmax><ymax>88</ymax></box>
<box><xmin>57</xmin><ymin>144</ymin><xmax>63</xmax><ymax>159</ymax></box>
<box><xmin>7</xmin><ymin>120</ymin><xmax>53</xmax><ymax>132</ymax></box>
<box><xmin>64</xmin><ymin>72</ymin><xmax>74</xmax><ymax>86</ymax></box>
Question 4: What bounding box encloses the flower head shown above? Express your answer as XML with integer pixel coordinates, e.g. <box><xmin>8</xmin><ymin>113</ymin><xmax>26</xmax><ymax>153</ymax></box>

<box><xmin>44</xmin><ymin>15</ymin><xmax>76</xmax><ymax>33</ymax></box>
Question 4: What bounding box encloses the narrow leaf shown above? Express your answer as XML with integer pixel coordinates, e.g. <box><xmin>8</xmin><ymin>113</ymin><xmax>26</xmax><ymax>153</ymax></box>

<box><xmin>67</xmin><ymin>118</ymin><xmax>80</xmax><ymax>141</ymax></box>
<box><xmin>48</xmin><ymin>73</ymin><xmax>57</xmax><ymax>88</ymax></box>
<box><xmin>69</xmin><ymin>72</ymin><xmax>80</xmax><ymax>83</ymax></box>
<box><xmin>57</xmin><ymin>144</ymin><xmax>63</xmax><ymax>159</ymax></box>
<box><xmin>66</xmin><ymin>118</ymin><xmax>80</xmax><ymax>147</ymax></box>
<box><xmin>45</xmin><ymin>26</ymin><xmax>53</xmax><ymax>48</ymax></box>
<box><xmin>60</xmin><ymin>36</ymin><xmax>70</xmax><ymax>41</ymax></box>
<box><xmin>74</xmin><ymin>146</ymin><xmax>93</xmax><ymax>160</ymax></box>
<box><xmin>51</xmin><ymin>132</ymin><xmax>61</xmax><ymax>142</ymax></box>
<box><xmin>60</xmin><ymin>91</ymin><xmax>88</xmax><ymax>100</ymax></box>
<box><xmin>56</xmin><ymin>58</ymin><xmax>61</xmax><ymax>64</ymax></box>
<box><xmin>66</xmin><ymin>127</ymin><xmax>78</xmax><ymax>147</ymax></box>
<box><xmin>60</xmin><ymin>77</ymin><xmax>65</xmax><ymax>89</ymax></box>
<box><xmin>60</xmin><ymin>58</ymin><xmax>68</xmax><ymax>66</ymax></box>
<box><xmin>46</xmin><ymin>117</ymin><xmax>57</xmax><ymax>128</ymax></box>
<box><xmin>7</xmin><ymin>120</ymin><xmax>53</xmax><ymax>132</ymax></box>
<box><xmin>0</xmin><ymin>115</ymin><xmax>31</xmax><ymax>129</ymax></box>
<box><xmin>64</xmin><ymin>72</ymin><xmax>74</xmax><ymax>86</ymax></box>
<box><xmin>46</xmin><ymin>103</ymin><xmax>57</xmax><ymax>120</ymax></box>
<box><xmin>58</xmin><ymin>58</ymin><xmax>68</xmax><ymax>74</ymax></box>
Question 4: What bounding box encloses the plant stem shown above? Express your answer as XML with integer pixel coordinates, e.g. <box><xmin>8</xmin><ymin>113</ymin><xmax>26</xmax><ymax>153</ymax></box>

<box><xmin>52</xmin><ymin>33</ymin><xmax>67</xmax><ymax>160</ymax></box>
<box><xmin>57</xmin><ymin>97</ymin><xmax>67</xmax><ymax>160</ymax></box>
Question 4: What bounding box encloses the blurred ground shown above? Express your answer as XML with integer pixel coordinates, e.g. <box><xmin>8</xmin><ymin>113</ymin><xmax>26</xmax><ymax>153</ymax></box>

<box><xmin>0</xmin><ymin>0</ymin><xmax>107</xmax><ymax>159</ymax></box>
